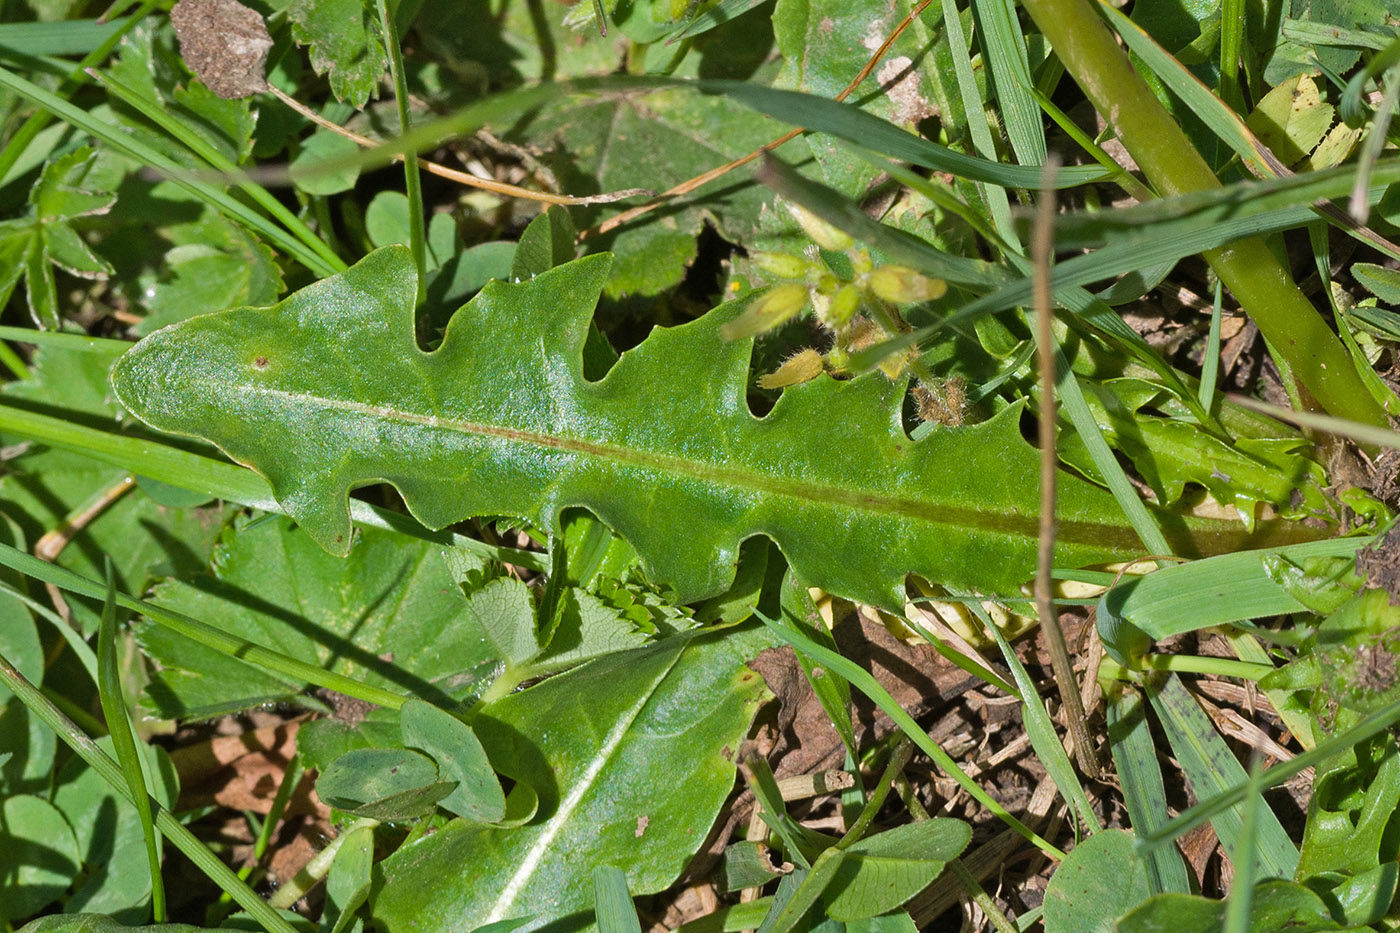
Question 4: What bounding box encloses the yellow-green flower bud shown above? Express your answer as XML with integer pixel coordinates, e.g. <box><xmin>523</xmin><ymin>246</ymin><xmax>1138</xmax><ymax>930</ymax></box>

<box><xmin>820</xmin><ymin>283</ymin><xmax>860</xmax><ymax>329</ymax></box>
<box><xmin>787</xmin><ymin>203</ymin><xmax>854</xmax><ymax>251</ymax></box>
<box><xmin>869</xmin><ymin>265</ymin><xmax>947</xmax><ymax>304</ymax></box>
<box><xmin>750</xmin><ymin>251</ymin><xmax>811</xmax><ymax>280</ymax></box>
<box><xmin>850</xmin><ymin>248</ymin><xmax>874</xmax><ymax>276</ymax></box>
<box><xmin>757</xmin><ymin>349</ymin><xmax>824</xmax><ymax>389</ymax></box>
<box><xmin>719</xmin><ymin>283</ymin><xmax>809</xmax><ymax>340</ymax></box>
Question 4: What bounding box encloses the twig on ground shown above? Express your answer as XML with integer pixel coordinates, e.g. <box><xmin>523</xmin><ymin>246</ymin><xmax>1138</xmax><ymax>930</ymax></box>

<box><xmin>267</xmin><ymin>85</ymin><xmax>650</xmax><ymax>206</ymax></box>
<box><xmin>1032</xmin><ymin>155</ymin><xmax>1102</xmax><ymax>780</ymax></box>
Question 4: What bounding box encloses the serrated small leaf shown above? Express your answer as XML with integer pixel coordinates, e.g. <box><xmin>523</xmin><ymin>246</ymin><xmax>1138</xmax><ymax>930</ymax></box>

<box><xmin>24</xmin><ymin>232</ymin><xmax>59</xmax><ymax>328</ymax></box>
<box><xmin>42</xmin><ymin>222</ymin><xmax>114</xmax><ymax>278</ymax></box>
<box><xmin>30</xmin><ymin>147</ymin><xmax>117</xmax><ymax>221</ymax></box>
<box><xmin>109</xmin><ymin>246</ymin><xmax>1234</xmax><ymax>610</ymax></box>
<box><xmin>286</xmin><ymin>0</ymin><xmax>385</xmax><ymax>108</ymax></box>
<box><xmin>1354</xmin><ymin>262</ymin><xmax>1400</xmax><ymax>305</ymax></box>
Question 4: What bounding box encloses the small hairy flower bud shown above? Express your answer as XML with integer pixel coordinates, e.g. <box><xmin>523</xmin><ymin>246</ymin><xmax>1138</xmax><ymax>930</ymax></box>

<box><xmin>787</xmin><ymin>203</ymin><xmax>853</xmax><ymax>251</ymax></box>
<box><xmin>719</xmin><ymin>284</ymin><xmax>809</xmax><ymax>340</ymax></box>
<box><xmin>869</xmin><ymin>265</ymin><xmax>947</xmax><ymax>304</ymax></box>
<box><xmin>757</xmin><ymin>349</ymin><xmax>824</xmax><ymax>389</ymax></box>
<box><xmin>750</xmin><ymin>251</ymin><xmax>811</xmax><ymax>280</ymax></box>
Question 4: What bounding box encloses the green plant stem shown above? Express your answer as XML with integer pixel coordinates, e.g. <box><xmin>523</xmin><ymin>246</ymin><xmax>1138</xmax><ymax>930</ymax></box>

<box><xmin>268</xmin><ymin>816</ymin><xmax>378</xmax><ymax>909</ymax></box>
<box><xmin>1138</xmin><ymin>653</ymin><xmax>1274</xmax><ymax>680</ymax></box>
<box><xmin>838</xmin><ymin>740</ymin><xmax>912</xmax><ymax>845</ymax></box>
<box><xmin>0</xmin><ymin>342</ymin><xmax>28</xmax><ymax>380</ymax></box>
<box><xmin>949</xmin><ymin>859</ymin><xmax>1019</xmax><ymax>933</ymax></box>
<box><xmin>1020</xmin><ymin>0</ymin><xmax>1387</xmax><ymax>427</ymax></box>
<box><xmin>0</xmin><ymin>4</ymin><xmax>157</xmax><ymax>184</ymax></box>
<box><xmin>377</xmin><ymin>0</ymin><xmax>426</xmax><ymax>305</ymax></box>
<box><xmin>0</xmin><ymin>648</ymin><xmax>300</xmax><ymax>933</ymax></box>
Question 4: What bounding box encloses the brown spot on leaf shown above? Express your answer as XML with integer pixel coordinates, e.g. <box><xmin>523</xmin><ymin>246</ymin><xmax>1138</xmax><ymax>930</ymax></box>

<box><xmin>253</xmin><ymin>356</ymin><xmax>269</xmax><ymax>369</ymax></box>
<box><xmin>170</xmin><ymin>0</ymin><xmax>273</xmax><ymax>100</ymax></box>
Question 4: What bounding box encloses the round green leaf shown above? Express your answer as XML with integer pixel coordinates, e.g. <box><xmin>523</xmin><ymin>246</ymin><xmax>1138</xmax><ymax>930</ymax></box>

<box><xmin>317</xmin><ymin>747</ymin><xmax>450</xmax><ymax>820</ymax></box>
<box><xmin>400</xmin><ymin>699</ymin><xmax>505</xmax><ymax>823</ymax></box>
<box><xmin>825</xmin><ymin>820</ymin><xmax>971</xmax><ymax>921</ymax></box>
<box><xmin>0</xmin><ymin>795</ymin><xmax>82</xmax><ymax>921</ymax></box>
<box><xmin>1044</xmin><ymin>829</ymin><xmax>1152</xmax><ymax>933</ymax></box>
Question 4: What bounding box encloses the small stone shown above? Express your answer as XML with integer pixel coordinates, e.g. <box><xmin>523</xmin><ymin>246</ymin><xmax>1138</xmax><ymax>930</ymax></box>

<box><xmin>170</xmin><ymin>0</ymin><xmax>273</xmax><ymax>100</ymax></box>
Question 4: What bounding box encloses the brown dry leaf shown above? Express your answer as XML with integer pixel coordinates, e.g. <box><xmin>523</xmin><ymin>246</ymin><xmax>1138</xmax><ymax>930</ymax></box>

<box><xmin>170</xmin><ymin>722</ymin><xmax>322</xmax><ymax>817</ymax></box>
<box><xmin>170</xmin><ymin>0</ymin><xmax>272</xmax><ymax>100</ymax></box>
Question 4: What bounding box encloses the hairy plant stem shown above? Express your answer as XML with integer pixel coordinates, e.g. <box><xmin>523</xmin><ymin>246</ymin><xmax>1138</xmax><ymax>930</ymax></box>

<box><xmin>1020</xmin><ymin>0</ymin><xmax>1388</xmax><ymax>427</ymax></box>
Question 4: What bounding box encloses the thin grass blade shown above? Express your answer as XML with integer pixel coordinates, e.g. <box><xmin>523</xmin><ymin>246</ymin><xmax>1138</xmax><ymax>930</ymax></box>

<box><xmin>970</xmin><ymin>0</ymin><xmax>1046</xmax><ymax>165</ymax></box>
<box><xmin>0</xmin><ymin>648</ymin><xmax>300</xmax><ymax>933</ymax></box>
<box><xmin>0</xmin><ymin>402</ymin><xmax>545</xmax><ymax>569</ymax></box>
<box><xmin>593</xmin><ymin>866</ymin><xmax>643</xmax><ymax>933</ymax></box>
<box><xmin>1148</xmin><ymin>674</ymin><xmax>1298</xmax><ymax>879</ymax></box>
<box><xmin>982</xmin><ymin>605</ymin><xmax>1102</xmax><ymax>833</ymax></box>
<box><xmin>97</xmin><ymin>560</ymin><xmax>166</xmax><ymax>920</ymax></box>
<box><xmin>0</xmin><ymin>542</ymin><xmax>408</xmax><ymax>709</ymax></box>
<box><xmin>754</xmin><ymin>609</ymin><xmax>1065</xmax><ymax>859</ymax></box>
<box><xmin>1105</xmin><ymin>686</ymin><xmax>1192</xmax><ymax>893</ymax></box>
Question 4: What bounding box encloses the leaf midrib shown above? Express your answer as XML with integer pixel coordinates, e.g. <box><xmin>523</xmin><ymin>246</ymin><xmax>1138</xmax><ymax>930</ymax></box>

<box><xmin>234</xmin><ymin>383</ymin><xmax>1141</xmax><ymax>550</ymax></box>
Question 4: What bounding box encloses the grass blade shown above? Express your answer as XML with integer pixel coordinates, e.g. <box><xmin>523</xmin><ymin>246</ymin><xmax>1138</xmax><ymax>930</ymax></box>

<box><xmin>0</xmin><ymin>648</ymin><xmax>300</xmax><ymax>933</ymax></box>
<box><xmin>1148</xmin><ymin>674</ymin><xmax>1298</xmax><ymax>879</ymax></box>
<box><xmin>981</xmin><ymin>605</ymin><xmax>1102</xmax><ymax>833</ymax></box>
<box><xmin>96</xmin><ymin>560</ymin><xmax>165</xmax><ymax>920</ymax></box>
<box><xmin>0</xmin><ymin>62</ymin><xmax>341</xmax><ymax>278</ymax></box>
<box><xmin>0</xmin><ymin>17</ymin><xmax>127</xmax><ymax>56</ymax></box>
<box><xmin>939</xmin><ymin>0</ymin><xmax>1015</xmax><ymax>234</ymax></box>
<box><xmin>1105</xmin><ymin>686</ymin><xmax>1192</xmax><ymax>893</ymax></box>
<box><xmin>1102</xmin><ymin>536</ymin><xmax>1371</xmax><ymax>643</ymax></box>
<box><xmin>0</xmin><ymin>402</ymin><xmax>546</xmax><ymax>569</ymax></box>
<box><xmin>593</xmin><ymin>866</ymin><xmax>643</xmax><ymax>933</ymax></box>
<box><xmin>88</xmin><ymin>67</ymin><xmax>344</xmax><ymax>274</ymax></box>
<box><xmin>668</xmin><ymin>0</ymin><xmax>770</xmax><ymax>42</ymax></box>
<box><xmin>970</xmin><ymin>0</ymin><xmax>1046</xmax><ymax>165</ymax></box>
<box><xmin>1198</xmin><ymin>281</ymin><xmax>1224</xmax><ymax>413</ymax></box>
<box><xmin>1138</xmin><ymin>693</ymin><xmax>1400</xmax><ymax>856</ymax></box>
<box><xmin>0</xmin><ymin>4</ymin><xmax>157</xmax><ymax>185</ymax></box>
<box><xmin>0</xmin><ymin>542</ymin><xmax>408</xmax><ymax>709</ymax></box>
<box><xmin>1223</xmin><ymin>759</ymin><xmax>1263</xmax><ymax>933</ymax></box>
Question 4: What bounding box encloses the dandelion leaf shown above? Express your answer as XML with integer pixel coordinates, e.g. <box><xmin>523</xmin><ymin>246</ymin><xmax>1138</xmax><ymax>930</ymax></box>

<box><xmin>112</xmin><ymin>245</ymin><xmax>1260</xmax><ymax>610</ymax></box>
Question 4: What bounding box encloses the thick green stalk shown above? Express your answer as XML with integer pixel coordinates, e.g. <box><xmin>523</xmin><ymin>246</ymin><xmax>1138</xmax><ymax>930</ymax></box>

<box><xmin>1021</xmin><ymin>0</ymin><xmax>1388</xmax><ymax>427</ymax></box>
